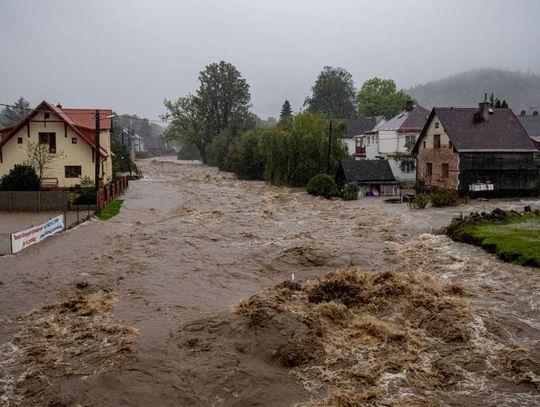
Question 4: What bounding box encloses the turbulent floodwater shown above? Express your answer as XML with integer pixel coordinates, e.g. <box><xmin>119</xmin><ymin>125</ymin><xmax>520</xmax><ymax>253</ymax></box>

<box><xmin>0</xmin><ymin>158</ymin><xmax>539</xmax><ymax>406</ymax></box>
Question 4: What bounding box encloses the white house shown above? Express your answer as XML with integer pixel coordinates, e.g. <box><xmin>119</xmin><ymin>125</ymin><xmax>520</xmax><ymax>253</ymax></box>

<box><xmin>360</xmin><ymin>101</ymin><xmax>429</xmax><ymax>183</ymax></box>
<box><xmin>341</xmin><ymin>117</ymin><xmax>384</xmax><ymax>159</ymax></box>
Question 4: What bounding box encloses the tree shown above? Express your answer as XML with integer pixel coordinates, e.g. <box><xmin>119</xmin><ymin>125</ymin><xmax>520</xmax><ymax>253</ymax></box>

<box><xmin>0</xmin><ymin>97</ymin><xmax>31</xmax><ymax>127</ymax></box>
<box><xmin>111</xmin><ymin>137</ymin><xmax>133</xmax><ymax>174</ymax></box>
<box><xmin>0</xmin><ymin>164</ymin><xmax>40</xmax><ymax>191</ymax></box>
<box><xmin>280</xmin><ymin>100</ymin><xmax>292</xmax><ymax>119</ymax></box>
<box><xmin>357</xmin><ymin>78</ymin><xmax>412</xmax><ymax>119</ymax></box>
<box><xmin>495</xmin><ymin>100</ymin><xmax>502</xmax><ymax>108</ymax></box>
<box><xmin>163</xmin><ymin>61</ymin><xmax>253</xmax><ymax>164</ymax></box>
<box><xmin>262</xmin><ymin>112</ymin><xmax>348</xmax><ymax>186</ymax></box>
<box><xmin>25</xmin><ymin>141</ymin><xmax>64</xmax><ymax>182</ymax></box>
<box><xmin>304</xmin><ymin>67</ymin><xmax>357</xmax><ymax>119</ymax></box>
<box><xmin>501</xmin><ymin>100</ymin><xmax>509</xmax><ymax>108</ymax></box>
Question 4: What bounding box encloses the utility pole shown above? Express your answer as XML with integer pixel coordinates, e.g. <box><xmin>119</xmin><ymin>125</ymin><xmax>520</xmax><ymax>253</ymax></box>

<box><xmin>327</xmin><ymin>120</ymin><xmax>332</xmax><ymax>175</ymax></box>
<box><xmin>95</xmin><ymin>109</ymin><xmax>100</xmax><ymax>205</ymax></box>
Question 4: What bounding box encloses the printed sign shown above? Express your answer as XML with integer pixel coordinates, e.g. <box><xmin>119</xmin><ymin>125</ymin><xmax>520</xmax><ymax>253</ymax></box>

<box><xmin>11</xmin><ymin>214</ymin><xmax>65</xmax><ymax>253</ymax></box>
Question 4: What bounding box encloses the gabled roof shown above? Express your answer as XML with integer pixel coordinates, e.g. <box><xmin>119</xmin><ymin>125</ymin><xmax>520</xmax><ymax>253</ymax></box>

<box><xmin>413</xmin><ymin>107</ymin><xmax>537</xmax><ymax>153</ymax></box>
<box><xmin>0</xmin><ymin>101</ymin><xmax>111</xmax><ymax>157</ymax></box>
<box><xmin>339</xmin><ymin>160</ymin><xmax>397</xmax><ymax>183</ymax></box>
<box><xmin>374</xmin><ymin>105</ymin><xmax>430</xmax><ymax>132</ymax></box>
<box><xmin>342</xmin><ymin>117</ymin><xmax>378</xmax><ymax>138</ymax></box>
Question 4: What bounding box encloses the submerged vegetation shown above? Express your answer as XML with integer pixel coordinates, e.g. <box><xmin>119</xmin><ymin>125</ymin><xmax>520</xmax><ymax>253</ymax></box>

<box><xmin>447</xmin><ymin>209</ymin><xmax>540</xmax><ymax>266</ymax></box>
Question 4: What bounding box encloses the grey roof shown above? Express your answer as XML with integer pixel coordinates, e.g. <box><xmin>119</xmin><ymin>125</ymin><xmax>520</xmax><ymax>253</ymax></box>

<box><xmin>339</xmin><ymin>160</ymin><xmax>397</xmax><ymax>183</ymax></box>
<box><xmin>374</xmin><ymin>105</ymin><xmax>430</xmax><ymax>132</ymax></box>
<box><xmin>518</xmin><ymin>115</ymin><xmax>540</xmax><ymax>139</ymax></box>
<box><xmin>429</xmin><ymin>107</ymin><xmax>537</xmax><ymax>151</ymax></box>
<box><xmin>342</xmin><ymin>117</ymin><xmax>378</xmax><ymax>138</ymax></box>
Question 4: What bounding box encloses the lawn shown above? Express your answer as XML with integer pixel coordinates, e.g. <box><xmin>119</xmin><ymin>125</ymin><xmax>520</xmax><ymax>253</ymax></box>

<box><xmin>96</xmin><ymin>199</ymin><xmax>124</xmax><ymax>221</ymax></box>
<box><xmin>448</xmin><ymin>212</ymin><xmax>540</xmax><ymax>267</ymax></box>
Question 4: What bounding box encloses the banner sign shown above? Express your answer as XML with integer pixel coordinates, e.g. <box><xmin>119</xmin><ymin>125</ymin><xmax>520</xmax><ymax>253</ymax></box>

<box><xmin>11</xmin><ymin>214</ymin><xmax>65</xmax><ymax>253</ymax></box>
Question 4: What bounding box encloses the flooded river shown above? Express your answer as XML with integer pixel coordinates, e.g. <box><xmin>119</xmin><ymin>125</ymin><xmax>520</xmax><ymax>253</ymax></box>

<box><xmin>1</xmin><ymin>158</ymin><xmax>539</xmax><ymax>406</ymax></box>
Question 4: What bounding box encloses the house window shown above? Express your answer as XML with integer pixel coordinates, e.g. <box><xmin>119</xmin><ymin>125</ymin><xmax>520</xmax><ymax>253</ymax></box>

<box><xmin>400</xmin><ymin>161</ymin><xmax>415</xmax><ymax>173</ymax></box>
<box><xmin>44</xmin><ymin>112</ymin><xmax>50</xmax><ymax>119</ymax></box>
<box><xmin>65</xmin><ymin>166</ymin><xmax>82</xmax><ymax>178</ymax></box>
<box><xmin>442</xmin><ymin>163</ymin><xmax>449</xmax><ymax>178</ymax></box>
<box><xmin>423</xmin><ymin>141</ymin><xmax>426</xmax><ymax>149</ymax></box>
<box><xmin>72</xmin><ymin>137</ymin><xmax>77</xmax><ymax>144</ymax></box>
<box><xmin>426</xmin><ymin>163</ymin><xmax>432</xmax><ymax>177</ymax></box>
<box><xmin>448</xmin><ymin>140</ymin><xmax>453</xmax><ymax>149</ymax></box>
<box><xmin>435</xmin><ymin>122</ymin><xmax>440</xmax><ymax>128</ymax></box>
<box><xmin>39</xmin><ymin>132</ymin><xmax>56</xmax><ymax>153</ymax></box>
<box><xmin>405</xmin><ymin>135</ymin><xmax>415</xmax><ymax>146</ymax></box>
<box><xmin>434</xmin><ymin>134</ymin><xmax>441</xmax><ymax>149</ymax></box>
<box><xmin>17</xmin><ymin>137</ymin><xmax>23</xmax><ymax>144</ymax></box>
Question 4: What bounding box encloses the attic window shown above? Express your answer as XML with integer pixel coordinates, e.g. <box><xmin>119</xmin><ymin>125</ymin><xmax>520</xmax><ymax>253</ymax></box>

<box><xmin>17</xmin><ymin>137</ymin><xmax>23</xmax><ymax>144</ymax></box>
<box><xmin>435</xmin><ymin>122</ymin><xmax>439</xmax><ymax>128</ymax></box>
<box><xmin>434</xmin><ymin>134</ymin><xmax>441</xmax><ymax>149</ymax></box>
<box><xmin>449</xmin><ymin>140</ymin><xmax>453</xmax><ymax>149</ymax></box>
<box><xmin>72</xmin><ymin>137</ymin><xmax>77</xmax><ymax>144</ymax></box>
<box><xmin>44</xmin><ymin>112</ymin><xmax>50</xmax><ymax>119</ymax></box>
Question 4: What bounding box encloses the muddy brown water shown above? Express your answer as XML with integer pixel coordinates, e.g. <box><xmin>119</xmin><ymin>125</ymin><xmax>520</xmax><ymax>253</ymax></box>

<box><xmin>0</xmin><ymin>157</ymin><xmax>539</xmax><ymax>406</ymax></box>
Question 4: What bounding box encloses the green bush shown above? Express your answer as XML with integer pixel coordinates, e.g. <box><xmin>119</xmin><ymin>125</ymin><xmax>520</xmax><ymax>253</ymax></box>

<box><xmin>306</xmin><ymin>174</ymin><xmax>338</xmax><ymax>198</ymax></box>
<box><xmin>409</xmin><ymin>193</ymin><xmax>430</xmax><ymax>209</ymax></box>
<box><xmin>340</xmin><ymin>182</ymin><xmax>359</xmax><ymax>201</ymax></box>
<box><xmin>0</xmin><ymin>164</ymin><xmax>40</xmax><ymax>191</ymax></box>
<box><xmin>208</xmin><ymin>133</ymin><xmax>230</xmax><ymax>170</ymax></box>
<box><xmin>430</xmin><ymin>189</ymin><xmax>459</xmax><ymax>207</ymax></box>
<box><xmin>226</xmin><ymin>130</ymin><xmax>265</xmax><ymax>180</ymax></box>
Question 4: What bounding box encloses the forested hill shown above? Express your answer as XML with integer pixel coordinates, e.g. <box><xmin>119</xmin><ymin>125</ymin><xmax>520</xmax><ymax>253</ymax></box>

<box><xmin>407</xmin><ymin>68</ymin><xmax>540</xmax><ymax>112</ymax></box>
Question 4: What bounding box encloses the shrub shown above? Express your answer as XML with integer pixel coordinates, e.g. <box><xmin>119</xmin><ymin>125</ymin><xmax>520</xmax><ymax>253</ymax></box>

<box><xmin>226</xmin><ymin>130</ymin><xmax>265</xmax><ymax>180</ymax></box>
<box><xmin>306</xmin><ymin>174</ymin><xmax>338</xmax><ymax>198</ymax></box>
<box><xmin>0</xmin><ymin>164</ymin><xmax>40</xmax><ymax>191</ymax></box>
<box><xmin>341</xmin><ymin>182</ymin><xmax>359</xmax><ymax>201</ymax></box>
<box><xmin>430</xmin><ymin>189</ymin><xmax>459</xmax><ymax>207</ymax></box>
<box><xmin>409</xmin><ymin>193</ymin><xmax>430</xmax><ymax>209</ymax></box>
<box><xmin>74</xmin><ymin>175</ymin><xmax>96</xmax><ymax>205</ymax></box>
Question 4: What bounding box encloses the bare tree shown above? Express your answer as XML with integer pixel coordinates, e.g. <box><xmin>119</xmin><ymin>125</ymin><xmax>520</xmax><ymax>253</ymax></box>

<box><xmin>25</xmin><ymin>141</ymin><xmax>64</xmax><ymax>182</ymax></box>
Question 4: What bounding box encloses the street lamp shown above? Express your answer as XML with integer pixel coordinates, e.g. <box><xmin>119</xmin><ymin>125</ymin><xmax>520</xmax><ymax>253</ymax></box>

<box><xmin>95</xmin><ymin>112</ymin><xmax>116</xmax><ymax>207</ymax></box>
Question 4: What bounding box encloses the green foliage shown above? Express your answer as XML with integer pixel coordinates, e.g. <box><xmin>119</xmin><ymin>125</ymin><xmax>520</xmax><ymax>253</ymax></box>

<box><xmin>280</xmin><ymin>100</ymin><xmax>292</xmax><ymax>119</ymax></box>
<box><xmin>74</xmin><ymin>175</ymin><xmax>96</xmax><ymax>205</ymax></box>
<box><xmin>0</xmin><ymin>97</ymin><xmax>31</xmax><ymax>127</ymax></box>
<box><xmin>163</xmin><ymin>61</ymin><xmax>253</xmax><ymax>164</ymax></box>
<box><xmin>96</xmin><ymin>199</ymin><xmax>124</xmax><ymax>221</ymax></box>
<box><xmin>305</xmin><ymin>66</ymin><xmax>357</xmax><ymax>119</ymax></box>
<box><xmin>111</xmin><ymin>137</ymin><xmax>133</xmax><ymax>174</ymax></box>
<box><xmin>208</xmin><ymin>132</ymin><xmax>230</xmax><ymax>170</ymax></box>
<box><xmin>340</xmin><ymin>182</ymin><xmax>359</xmax><ymax>201</ymax></box>
<box><xmin>357</xmin><ymin>77</ymin><xmax>412</xmax><ymax>119</ymax></box>
<box><xmin>263</xmin><ymin>112</ymin><xmax>348</xmax><ymax>187</ymax></box>
<box><xmin>0</xmin><ymin>164</ymin><xmax>40</xmax><ymax>191</ymax></box>
<box><xmin>430</xmin><ymin>189</ymin><xmax>459</xmax><ymax>207</ymax></box>
<box><xmin>501</xmin><ymin>100</ymin><xmax>509</xmax><ymax>108</ymax></box>
<box><xmin>306</xmin><ymin>174</ymin><xmax>338</xmax><ymax>198</ymax></box>
<box><xmin>226</xmin><ymin>130</ymin><xmax>265</xmax><ymax>180</ymax></box>
<box><xmin>177</xmin><ymin>142</ymin><xmax>202</xmax><ymax>160</ymax></box>
<box><xmin>448</xmin><ymin>213</ymin><xmax>540</xmax><ymax>267</ymax></box>
<box><xmin>409</xmin><ymin>193</ymin><xmax>430</xmax><ymax>209</ymax></box>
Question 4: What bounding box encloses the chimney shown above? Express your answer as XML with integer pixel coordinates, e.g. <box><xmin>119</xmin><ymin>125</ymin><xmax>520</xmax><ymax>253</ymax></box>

<box><xmin>534</xmin><ymin>111</ymin><xmax>539</xmax><ymax>117</ymax></box>
<box><xmin>56</xmin><ymin>102</ymin><xmax>62</xmax><ymax>108</ymax></box>
<box><xmin>405</xmin><ymin>100</ymin><xmax>414</xmax><ymax>112</ymax></box>
<box><xmin>475</xmin><ymin>101</ymin><xmax>490</xmax><ymax>122</ymax></box>
<box><xmin>520</xmin><ymin>110</ymin><xmax>526</xmax><ymax>116</ymax></box>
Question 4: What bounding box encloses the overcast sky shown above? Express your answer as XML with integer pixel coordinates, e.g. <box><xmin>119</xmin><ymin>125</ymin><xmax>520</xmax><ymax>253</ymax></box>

<box><xmin>1</xmin><ymin>0</ymin><xmax>539</xmax><ymax>122</ymax></box>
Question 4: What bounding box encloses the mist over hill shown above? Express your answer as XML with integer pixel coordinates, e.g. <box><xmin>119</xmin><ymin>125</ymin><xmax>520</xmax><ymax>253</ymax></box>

<box><xmin>407</xmin><ymin>68</ymin><xmax>540</xmax><ymax>112</ymax></box>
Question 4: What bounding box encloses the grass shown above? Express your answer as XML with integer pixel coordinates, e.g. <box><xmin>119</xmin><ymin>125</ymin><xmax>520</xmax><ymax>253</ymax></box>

<box><xmin>96</xmin><ymin>199</ymin><xmax>124</xmax><ymax>220</ymax></box>
<box><xmin>449</xmin><ymin>212</ymin><xmax>540</xmax><ymax>267</ymax></box>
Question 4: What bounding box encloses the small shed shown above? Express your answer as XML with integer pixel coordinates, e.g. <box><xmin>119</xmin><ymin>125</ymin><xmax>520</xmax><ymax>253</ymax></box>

<box><xmin>336</xmin><ymin>160</ymin><xmax>399</xmax><ymax>196</ymax></box>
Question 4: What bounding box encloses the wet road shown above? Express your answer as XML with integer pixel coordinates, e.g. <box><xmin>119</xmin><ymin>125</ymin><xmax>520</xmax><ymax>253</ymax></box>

<box><xmin>1</xmin><ymin>158</ymin><xmax>539</xmax><ymax>406</ymax></box>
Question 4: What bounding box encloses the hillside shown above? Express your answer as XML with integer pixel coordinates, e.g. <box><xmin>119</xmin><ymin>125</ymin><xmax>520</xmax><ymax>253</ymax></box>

<box><xmin>407</xmin><ymin>68</ymin><xmax>540</xmax><ymax>112</ymax></box>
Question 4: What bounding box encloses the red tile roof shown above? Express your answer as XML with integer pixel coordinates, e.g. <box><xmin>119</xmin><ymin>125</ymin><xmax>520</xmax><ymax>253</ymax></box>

<box><xmin>0</xmin><ymin>101</ymin><xmax>112</xmax><ymax>157</ymax></box>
